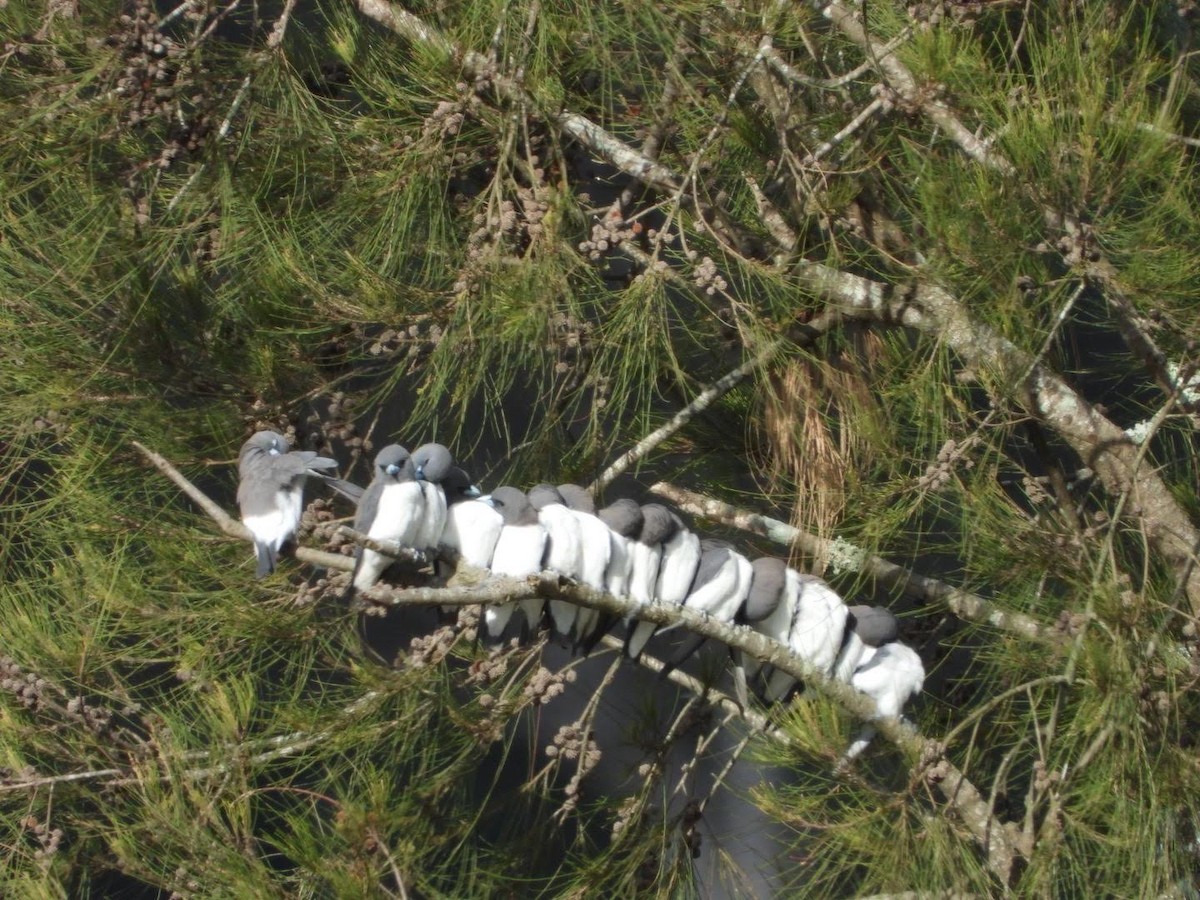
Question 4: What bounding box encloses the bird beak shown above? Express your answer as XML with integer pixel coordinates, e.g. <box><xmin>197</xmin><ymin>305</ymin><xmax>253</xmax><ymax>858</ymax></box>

<box><xmin>465</xmin><ymin>484</ymin><xmax>483</xmax><ymax>498</ymax></box>
<box><xmin>478</xmin><ymin>494</ymin><xmax>495</xmax><ymax>506</ymax></box>
<box><xmin>386</xmin><ymin>464</ymin><xmax>400</xmax><ymax>477</ymax></box>
<box><xmin>415</xmin><ymin>466</ymin><xmax>428</xmax><ymax>482</ymax></box>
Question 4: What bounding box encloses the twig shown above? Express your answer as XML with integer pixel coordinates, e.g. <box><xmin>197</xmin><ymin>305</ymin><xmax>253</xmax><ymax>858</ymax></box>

<box><xmin>804</xmin><ymin>93</ymin><xmax>890</xmax><ymax>165</ymax></box>
<box><xmin>762</xmin><ymin>28</ymin><xmax>912</xmax><ymax>90</ymax></box>
<box><xmin>649</xmin><ymin>481</ymin><xmax>1057</xmax><ymax>645</ymax></box>
<box><xmin>589</xmin><ymin>342</ymin><xmax>780</xmax><ymax>493</ymax></box>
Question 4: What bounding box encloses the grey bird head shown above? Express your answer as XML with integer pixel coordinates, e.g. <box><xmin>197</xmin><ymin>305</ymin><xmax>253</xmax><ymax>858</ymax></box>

<box><xmin>846</xmin><ymin>605</ymin><xmax>900</xmax><ymax>647</ymax></box>
<box><xmin>373</xmin><ymin>445</ymin><xmax>416</xmax><ymax>483</ymax></box>
<box><xmin>556</xmin><ymin>484</ymin><xmax>595</xmax><ymax>515</ymax></box>
<box><xmin>490</xmin><ymin>486</ymin><xmax>539</xmax><ymax>526</ymax></box>
<box><xmin>412</xmin><ymin>442</ymin><xmax>454</xmax><ymax>484</ymax></box>
<box><xmin>442</xmin><ymin>466</ymin><xmax>481</xmax><ymax>504</ymax></box>
<box><xmin>528</xmin><ymin>483</ymin><xmax>565</xmax><ymax>511</ymax></box>
<box><xmin>637</xmin><ymin>504</ymin><xmax>676</xmax><ymax>545</ymax></box>
<box><xmin>689</xmin><ymin>539</ymin><xmax>734</xmax><ymax>592</ymax></box>
<box><xmin>598</xmin><ymin>499</ymin><xmax>643</xmax><ymax>538</ymax></box>
<box><xmin>743</xmin><ymin>557</ymin><xmax>787</xmax><ymax>622</ymax></box>
<box><xmin>238</xmin><ymin>430</ymin><xmax>289</xmax><ymax>473</ymax></box>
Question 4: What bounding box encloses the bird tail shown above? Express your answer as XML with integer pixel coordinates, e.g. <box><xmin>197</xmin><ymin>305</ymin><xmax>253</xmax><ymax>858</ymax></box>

<box><xmin>319</xmin><ymin>474</ymin><xmax>364</xmax><ymax>504</ymax></box>
<box><xmin>657</xmin><ymin>633</ymin><xmax>707</xmax><ymax>681</ymax></box>
<box><xmin>254</xmin><ymin>541</ymin><xmax>276</xmax><ymax>578</ymax></box>
<box><xmin>624</xmin><ymin>620</ymin><xmax>657</xmax><ymax>660</ymax></box>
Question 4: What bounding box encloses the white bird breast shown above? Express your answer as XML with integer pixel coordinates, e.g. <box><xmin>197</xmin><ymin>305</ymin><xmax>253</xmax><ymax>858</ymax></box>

<box><xmin>832</xmin><ymin>631</ymin><xmax>867</xmax><ymax>683</ymax></box>
<box><xmin>849</xmin><ymin>642</ymin><xmax>925</xmax><ymax>718</ymax></box>
<box><xmin>440</xmin><ymin>500</ymin><xmax>503</xmax><ymax>568</ymax></box>
<box><xmin>788</xmin><ymin>572</ymin><xmax>848</xmax><ymax>676</ymax></box>
<box><xmin>490</xmin><ymin>523</ymin><xmax>547</xmax><ymax>577</ymax></box>
<box><xmin>242</xmin><ymin>485</ymin><xmax>304</xmax><ymax>551</ymax></box>
<box><xmin>681</xmin><ymin>555</ymin><xmax>740</xmax><ymax>617</ymax></box>
<box><xmin>415</xmin><ymin>482</ymin><xmax>448</xmax><ymax>550</ymax></box>
<box><xmin>538</xmin><ymin>505</ymin><xmax>583</xmax><ymax>578</ymax></box>
<box><xmin>370</xmin><ymin>481</ymin><xmax>425</xmax><ymax>544</ymax></box>
<box><xmin>627</xmin><ymin>542</ymin><xmax>662</xmax><ymax>605</ymax></box>
<box><xmin>655</xmin><ymin>529</ymin><xmax>701</xmax><ymax>606</ymax></box>
<box><xmin>570</xmin><ymin>510</ymin><xmax>612</xmax><ymax>591</ymax></box>
<box><xmin>604</xmin><ymin>533</ymin><xmax>634</xmax><ymax>597</ymax></box>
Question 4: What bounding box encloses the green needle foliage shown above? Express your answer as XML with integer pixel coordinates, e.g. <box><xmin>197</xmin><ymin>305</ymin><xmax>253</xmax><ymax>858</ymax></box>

<box><xmin>2</xmin><ymin>0</ymin><xmax>1199</xmax><ymax>895</ymax></box>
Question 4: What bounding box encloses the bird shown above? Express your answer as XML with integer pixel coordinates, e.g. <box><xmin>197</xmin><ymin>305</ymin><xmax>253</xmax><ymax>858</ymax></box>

<box><xmin>628</xmin><ymin>504</ymin><xmax>675</xmax><ymax>608</ymax></box>
<box><xmin>597</xmin><ymin>500</ymin><xmax>643</xmax><ymax>598</ymax></box>
<box><xmin>832</xmin><ymin>605</ymin><xmax>901</xmax><ymax>683</ymax></box>
<box><xmin>346</xmin><ymin>444</ymin><xmax>424</xmax><ymax>596</ymax></box>
<box><xmin>731</xmin><ymin>556</ymin><xmax>788</xmax><ymax>703</ymax></box>
<box><xmin>843</xmin><ymin>642</ymin><xmax>925</xmax><ymax>761</ymax></box>
<box><xmin>484</xmin><ymin>486</ymin><xmax>547</xmax><ymax>639</ymax></box>
<box><xmin>528</xmin><ymin>484</ymin><xmax>584</xmax><ymax>638</ymax></box>
<box><xmin>761</xmin><ymin>571</ymin><xmax>849</xmax><ymax>703</ymax></box>
<box><xmin>555</xmin><ymin>484</ymin><xmax>612</xmax><ymax>642</ymax></box>
<box><xmin>236</xmin><ymin>430</ymin><xmax>338</xmax><ymax>578</ymax></box>
<box><xmin>431</xmin><ymin>466</ymin><xmax>498</xmax><ymax>621</ymax></box>
<box><xmin>625</xmin><ymin>510</ymin><xmax>701</xmax><ymax>660</ymax></box>
<box><xmin>655</xmin><ymin>539</ymin><xmax>753</xmax><ymax>674</ymax></box>
<box><xmin>575</xmin><ymin>499</ymin><xmax>643</xmax><ymax>656</ymax></box>
<box><xmin>411</xmin><ymin>442</ymin><xmax>455</xmax><ymax>557</ymax></box>
<box><xmin>438</xmin><ymin>467</ymin><xmax>502</xmax><ymax>569</ymax></box>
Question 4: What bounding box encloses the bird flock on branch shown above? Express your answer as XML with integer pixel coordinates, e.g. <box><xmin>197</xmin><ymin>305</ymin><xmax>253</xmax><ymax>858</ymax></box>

<box><xmin>236</xmin><ymin>431</ymin><xmax>925</xmax><ymax>753</ymax></box>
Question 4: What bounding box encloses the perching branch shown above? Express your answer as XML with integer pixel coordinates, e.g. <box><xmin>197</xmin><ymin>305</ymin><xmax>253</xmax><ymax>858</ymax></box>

<box><xmin>137</xmin><ymin>438</ymin><xmax>1023</xmax><ymax>884</ymax></box>
<box><xmin>649</xmin><ymin>481</ymin><xmax>1059</xmax><ymax>645</ymax></box>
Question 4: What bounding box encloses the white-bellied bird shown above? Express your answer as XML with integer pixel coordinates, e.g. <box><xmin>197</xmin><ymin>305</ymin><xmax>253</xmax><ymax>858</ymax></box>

<box><xmin>555</xmin><ymin>484</ymin><xmax>612</xmax><ymax>642</ymax></box>
<box><xmin>411</xmin><ymin>443</ymin><xmax>454</xmax><ymax>557</ymax></box>
<box><xmin>623</xmin><ymin>504</ymin><xmax>675</xmax><ymax>657</ymax></box>
<box><xmin>484</xmin><ymin>486</ymin><xmax>547</xmax><ymax>639</ymax></box>
<box><xmin>626</xmin><ymin>510</ymin><xmax>701</xmax><ymax>660</ymax></box>
<box><xmin>438</xmin><ymin>468</ymin><xmax>501</xmax><ymax>569</ymax></box>
<box><xmin>528</xmin><ymin>484</ymin><xmax>584</xmax><ymax>637</ymax></box>
<box><xmin>731</xmin><ymin>556</ymin><xmax>788</xmax><ymax>703</ymax></box>
<box><xmin>576</xmin><ymin>499</ymin><xmax>643</xmax><ymax>655</ymax></box>
<box><xmin>237</xmin><ymin>430</ymin><xmax>339</xmax><ymax>578</ymax></box>
<box><xmin>347</xmin><ymin>444</ymin><xmax>424</xmax><ymax>596</ymax></box>
<box><xmin>843</xmin><ymin>642</ymin><xmax>925</xmax><ymax>761</ymax></box>
<box><xmin>761</xmin><ymin>571</ymin><xmax>849</xmax><ymax>703</ymax></box>
<box><xmin>656</xmin><ymin>539</ymin><xmax>753</xmax><ymax>675</ymax></box>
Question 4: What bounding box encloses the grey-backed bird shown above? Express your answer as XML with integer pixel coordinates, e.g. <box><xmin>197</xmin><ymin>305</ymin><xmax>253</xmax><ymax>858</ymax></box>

<box><xmin>575</xmin><ymin>499</ymin><xmax>643</xmax><ymax>655</ymax></box>
<box><xmin>438</xmin><ymin>468</ymin><xmax>501</xmax><ymax>569</ymax></box>
<box><xmin>237</xmin><ymin>430</ymin><xmax>338</xmax><ymax>578</ymax></box>
<box><xmin>623</xmin><ymin>504</ymin><xmax>677</xmax><ymax>658</ymax></box>
<box><xmin>731</xmin><ymin>556</ymin><xmax>788</xmax><ymax>702</ymax></box>
<box><xmin>484</xmin><ymin>486</ymin><xmax>547</xmax><ymax>639</ymax></box>
<box><xmin>528</xmin><ymin>484</ymin><xmax>584</xmax><ymax>637</ymax></box>
<box><xmin>431</xmin><ymin>466</ymin><xmax>496</xmax><ymax>621</ymax></box>
<box><xmin>843</xmin><ymin>642</ymin><xmax>924</xmax><ymax>761</ymax></box>
<box><xmin>347</xmin><ymin>444</ymin><xmax>424</xmax><ymax>595</ymax></box>
<box><xmin>625</xmin><ymin>510</ymin><xmax>701</xmax><ymax>660</ymax></box>
<box><xmin>832</xmin><ymin>605</ymin><xmax>901</xmax><ymax>682</ymax></box>
<box><xmin>551</xmin><ymin>484</ymin><xmax>611</xmax><ymax>641</ymax></box>
<box><xmin>655</xmin><ymin>539</ymin><xmax>753</xmax><ymax>673</ymax></box>
<box><xmin>411</xmin><ymin>443</ymin><xmax>454</xmax><ymax>557</ymax></box>
<box><xmin>756</xmin><ymin>569</ymin><xmax>849</xmax><ymax>703</ymax></box>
